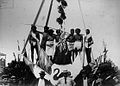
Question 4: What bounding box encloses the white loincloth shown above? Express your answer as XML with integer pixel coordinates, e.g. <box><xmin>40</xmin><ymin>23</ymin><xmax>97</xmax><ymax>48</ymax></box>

<box><xmin>67</xmin><ymin>42</ymin><xmax>74</xmax><ymax>51</ymax></box>
<box><xmin>74</xmin><ymin>41</ymin><xmax>82</xmax><ymax>50</ymax></box>
<box><xmin>46</xmin><ymin>41</ymin><xmax>54</xmax><ymax>56</ymax></box>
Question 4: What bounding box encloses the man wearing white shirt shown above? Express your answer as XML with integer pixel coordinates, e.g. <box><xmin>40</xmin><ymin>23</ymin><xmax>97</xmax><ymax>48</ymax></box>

<box><xmin>38</xmin><ymin>71</ymin><xmax>45</xmax><ymax>86</ymax></box>
<box><xmin>84</xmin><ymin>29</ymin><xmax>94</xmax><ymax>64</ymax></box>
<box><xmin>30</xmin><ymin>71</ymin><xmax>53</xmax><ymax>86</ymax></box>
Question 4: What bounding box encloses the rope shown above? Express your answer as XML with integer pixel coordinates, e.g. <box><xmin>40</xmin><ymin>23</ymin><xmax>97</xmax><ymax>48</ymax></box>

<box><xmin>77</xmin><ymin>0</ymin><xmax>86</xmax><ymax>29</ymax></box>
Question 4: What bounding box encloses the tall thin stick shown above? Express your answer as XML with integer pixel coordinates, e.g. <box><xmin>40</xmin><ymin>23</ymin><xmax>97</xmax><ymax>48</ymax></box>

<box><xmin>45</xmin><ymin>0</ymin><xmax>54</xmax><ymax>27</ymax></box>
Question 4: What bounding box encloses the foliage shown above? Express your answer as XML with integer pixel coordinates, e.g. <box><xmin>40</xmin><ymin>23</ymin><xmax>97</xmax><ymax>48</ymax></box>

<box><xmin>80</xmin><ymin>59</ymin><xmax>120</xmax><ymax>86</ymax></box>
<box><xmin>2</xmin><ymin>60</ymin><xmax>35</xmax><ymax>84</ymax></box>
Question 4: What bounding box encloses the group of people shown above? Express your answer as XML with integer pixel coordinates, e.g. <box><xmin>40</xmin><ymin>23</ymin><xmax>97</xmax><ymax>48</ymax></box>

<box><xmin>29</xmin><ymin>25</ymin><xmax>55</xmax><ymax>63</ymax></box>
<box><xmin>29</xmin><ymin>25</ymin><xmax>94</xmax><ymax>65</ymax></box>
<box><xmin>66</xmin><ymin>28</ymin><xmax>94</xmax><ymax>64</ymax></box>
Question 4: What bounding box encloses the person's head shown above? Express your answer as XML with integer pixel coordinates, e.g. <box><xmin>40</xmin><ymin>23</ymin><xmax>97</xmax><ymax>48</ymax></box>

<box><xmin>75</xmin><ymin>28</ymin><xmax>81</xmax><ymax>34</ymax></box>
<box><xmin>44</xmin><ymin>26</ymin><xmax>49</xmax><ymax>33</ymax></box>
<box><xmin>39</xmin><ymin>71</ymin><xmax>46</xmax><ymax>79</ymax></box>
<box><xmin>89</xmin><ymin>62</ymin><xmax>95</xmax><ymax>68</ymax></box>
<box><xmin>62</xmin><ymin>70</ymin><xmax>71</xmax><ymax>78</ymax></box>
<box><xmin>56</xmin><ymin>29</ymin><xmax>61</xmax><ymax>35</ymax></box>
<box><xmin>31</xmin><ymin>25</ymin><xmax>37</xmax><ymax>33</ymax></box>
<box><xmin>86</xmin><ymin>29</ymin><xmax>90</xmax><ymax>35</ymax></box>
<box><xmin>48</xmin><ymin>29</ymin><xmax>54</xmax><ymax>36</ymax></box>
<box><xmin>70</xmin><ymin>29</ymin><xmax>74</xmax><ymax>35</ymax></box>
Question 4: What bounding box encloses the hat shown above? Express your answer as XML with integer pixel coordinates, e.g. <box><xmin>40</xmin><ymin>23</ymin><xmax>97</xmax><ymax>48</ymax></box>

<box><xmin>39</xmin><ymin>71</ymin><xmax>46</xmax><ymax>75</ymax></box>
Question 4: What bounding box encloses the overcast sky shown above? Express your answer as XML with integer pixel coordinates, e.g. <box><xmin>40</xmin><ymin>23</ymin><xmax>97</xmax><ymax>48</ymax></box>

<box><xmin>0</xmin><ymin>0</ymin><xmax>120</xmax><ymax>67</ymax></box>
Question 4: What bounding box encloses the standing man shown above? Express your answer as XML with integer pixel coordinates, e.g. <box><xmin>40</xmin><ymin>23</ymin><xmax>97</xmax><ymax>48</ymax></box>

<box><xmin>74</xmin><ymin>28</ymin><xmax>83</xmax><ymax>57</ymax></box>
<box><xmin>56</xmin><ymin>70</ymin><xmax>76</xmax><ymax>86</ymax></box>
<box><xmin>30</xmin><ymin>71</ymin><xmax>53</xmax><ymax>86</ymax></box>
<box><xmin>66</xmin><ymin>29</ymin><xmax>75</xmax><ymax>63</ymax></box>
<box><xmin>40</xmin><ymin>26</ymin><xmax>49</xmax><ymax>51</ymax></box>
<box><xmin>55</xmin><ymin>29</ymin><xmax>62</xmax><ymax>43</ymax></box>
<box><xmin>29</xmin><ymin>25</ymin><xmax>40</xmax><ymax>63</ymax></box>
<box><xmin>84</xmin><ymin>29</ymin><xmax>94</xmax><ymax>64</ymax></box>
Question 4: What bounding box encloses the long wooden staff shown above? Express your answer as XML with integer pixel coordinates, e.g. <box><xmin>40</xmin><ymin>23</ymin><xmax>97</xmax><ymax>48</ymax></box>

<box><xmin>45</xmin><ymin>0</ymin><xmax>54</xmax><ymax>27</ymax></box>
<box><xmin>21</xmin><ymin>0</ymin><xmax>45</xmax><ymax>54</ymax></box>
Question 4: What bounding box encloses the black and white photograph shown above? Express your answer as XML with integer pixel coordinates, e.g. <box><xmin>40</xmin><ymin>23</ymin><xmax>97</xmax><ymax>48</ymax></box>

<box><xmin>0</xmin><ymin>0</ymin><xmax>120</xmax><ymax>86</ymax></box>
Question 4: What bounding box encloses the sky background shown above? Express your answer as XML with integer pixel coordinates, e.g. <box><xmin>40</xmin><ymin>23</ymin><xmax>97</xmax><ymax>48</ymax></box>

<box><xmin>0</xmin><ymin>0</ymin><xmax>120</xmax><ymax>68</ymax></box>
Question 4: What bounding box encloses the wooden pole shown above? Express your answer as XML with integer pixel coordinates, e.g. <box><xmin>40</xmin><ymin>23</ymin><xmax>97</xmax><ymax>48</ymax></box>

<box><xmin>45</xmin><ymin>0</ymin><xmax>54</xmax><ymax>27</ymax></box>
<box><xmin>33</xmin><ymin>0</ymin><xmax>45</xmax><ymax>25</ymax></box>
<box><xmin>21</xmin><ymin>0</ymin><xmax>45</xmax><ymax>54</ymax></box>
<box><xmin>82</xmin><ymin>35</ymin><xmax>85</xmax><ymax>68</ymax></box>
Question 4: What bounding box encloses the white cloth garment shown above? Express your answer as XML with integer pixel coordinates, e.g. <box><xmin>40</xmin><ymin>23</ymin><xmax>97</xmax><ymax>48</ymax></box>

<box><xmin>67</xmin><ymin>42</ymin><xmax>74</xmax><ymax>51</ymax></box>
<box><xmin>85</xmin><ymin>34</ymin><xmax>93</xmax><ymax>48</ymax></box>
<box><xmin>38</xmin><ymin>79</ymin><xmax>45</xmax><ymax>86</ymax></box>
<box><xmin>74</xmin><ymin>41</ymin><xmax>82</xmax><ymax>50</ymax></box>
<box><xmin>46</xmin><ymin>41</ymin><xmax>55</xmax><ymax>56</ymax></box>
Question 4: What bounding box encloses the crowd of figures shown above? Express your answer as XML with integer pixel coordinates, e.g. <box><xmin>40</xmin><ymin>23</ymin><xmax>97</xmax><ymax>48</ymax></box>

<box><xmin>1</xmin><ymin>25</ymin><xmax>120</xmax><ymax>86</ymax></box>
<box><xmin>25</xmin><ymin>25</ymin><xmax>95</xmax><ymax>86</ymax></box>
<box><xmin>1</xmin><ymin>24</ymin><xmax>120</xmax><ymax>86</ymax></box>
<box><xmin>29</xmin><ymin>25</ymin><xmax>94</xmax><ymax>65</ymax></box>
<box><xmin>3</xmin><ymin>26</ymin><xmax>120</xmax><ymax>86</ymax></box>
<box><xmin>26</xmin><ymin>25</ymin><xmax>120</xmax><ymax>86</ymax></box>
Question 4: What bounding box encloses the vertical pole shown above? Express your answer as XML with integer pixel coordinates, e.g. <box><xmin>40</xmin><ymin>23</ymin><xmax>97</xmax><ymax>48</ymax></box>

<box><xmin>45</xmin><ymin>0</ymin><xmax>54</xmax><ymax>27</ymax></box>
<box><xmin>82</xmin><ymin>35</ymin><xmax>85</xmax><ymax>67</ymax></box>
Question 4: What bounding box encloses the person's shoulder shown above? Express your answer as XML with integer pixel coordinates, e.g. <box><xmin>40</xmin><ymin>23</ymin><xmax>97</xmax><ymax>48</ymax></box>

<box><xmin>79</xmin><ymin>34</ymin><xmax>83</xmax><ymax>37</ymax></box>
<box><xmin>87</xmin><ymin>34</ymin><xmax>92</xmax><ymax>37</ymax></box>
